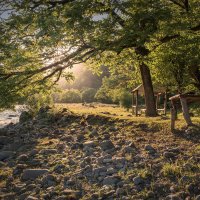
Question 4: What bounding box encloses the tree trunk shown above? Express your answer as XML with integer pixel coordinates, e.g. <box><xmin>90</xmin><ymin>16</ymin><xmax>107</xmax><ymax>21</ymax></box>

<box><xmin>140</xmin><ymin>63</ymin><xmax>157</xmax><ymax>117</ymax></box>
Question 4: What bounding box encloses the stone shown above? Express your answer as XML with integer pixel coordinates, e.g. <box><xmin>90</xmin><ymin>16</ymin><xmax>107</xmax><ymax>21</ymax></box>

<box><xmin>103</xmin><ymin>134</ymin><xmax>110</xmax><ymax>140</ymax></box>
<box><xmin>77</xmin><ymin>134</ymin><xmax>85</xmax><ymax>142</ymax></box>
<box><xmin>83</xmin><ymin>141</ymin><xmax>95</xmax><ymax>148</ymax></box>
<box><xmin>196</xmin><ymin>195</ymin><xmax>200</xmax><ymax>200</ymax></box>
<box><xmin>170</xmin><ymin>185</ymin><xmax>178</xmax><ymax>193</ymax></box>
<box><xmin>53</xmin><ymin>164</ymin><xmax>65</xmax><ymax>173</ymax></box>
<box><xmin>102</xmin><ymin>175</ymin><xmax>121</xmax><ymax>186</ymax></box>
<box><xmin>91</xmin><ymin>129</ymin><xmax>98</xmax><ymax>136</ymax></box>
<box><xmin>41</xmin><ymin>174</ymin><xmax>56</xmax><ymax>187</ymax></box>
<box><xmin>21</xmin><ymin>169</ymin><xmax>49</xmax><ymax>181</ymax></box>
<box><xmin>26</xmin><ymin>195</ymin><xmax>39</xmax><ymax>200</ymax></box>
<box><xmin>133</xmin><ymin>176</ymin><xmax>144</xmax><ymax>185</ymax></box>
<box><xmin>109</xmin><ymin>126</ymin><xmax>118</xmax><ymax>131</ymax></box>
<box><xmin>40</xmin><ymin>149</ymin><xmax>57</xmax><ymax>155</ymax></box>
<box><xmin>100</xmin><ymin>140</ymin><xmax>115</xmax><ymax>151</ymax></box>
<box><xmin>145</xmin><ymin>145</ymin><xmax>156</xmax><ymax>154</ymax></box>
<box><xmin>57</xmin><ymin>143</ymin><xmax>66</xmax><ymax>152</ymax></box>
<box><xmin>163</xmin><ymin>151</ymin><xmax>176</xmax><ymax>159</ymax></box>
<box><xmin>19</xmin><ymin>111</ymin><xmax>32</xmax><ymax>123</ymax></box>
<box><xmin>0</xmin><ymin>136</ymin><xmax>9</xmax><ymax>145</ymax></box>
<box><xmin>122</xmin><ymin>146</ymin><xmax>135</xmax><ymax>154</ymax></box>
<box><xmin>103</xmin><ymin>158</ymin><xmax>112</xmax><ymax>164</ymax></box>
<box><xmin>0</xmin><ymin>151</ymin><xmax>15</xmax><ymax>161</ymax></box>
<box><xmin>186</xmin><ymin>183</ymin><xmax>200</xmax><ymax>195</ymax></box>
<box><xmin>165</xmin><ymin>194</ymin><xmax>182</xmax><ymax>200</ymax></box>
<box><xmin>13</xmin><ymin>164</ymin><xmax>27</xmax><ymax>175</ymax></box>
<box><xmin>83</xmin><ymin>146</ymin><xmax>94</xmax><ymax>156</ymax></box>
<box><xmin>63</xmin><ymin>189</ymin><xmax>81</xmax><ymax>199</ymax></box>
<box><xmin>106</xmin><ymin>167</ymin><xmax>116</xmax><ymax>175</ymax></box>
<box><xmin>93</xmin><ymin>167</ymin><xmax>107</xmax><ymax>176</ymax></box>
<box><xmin>0</xmin><ymin>128</ymin><xmax>7</xmax><ymax>134</ymax></box>
<box><xmin>18</xmin><ymin>154</ymin><xmax>28</xmax><ymax>162</ymax></box>
<box><xmin>116</xmin><ymin>188</ymin><xmax>125</xmax><ymax>196</ymax></box>
<box><xmin>185</xmin><ymin>126</ymin><xmax>200</xmax><ymax>135</ymax></box>
<box><xmin>167</xmin><ymin>147</ymin><xmax>180</xmax><ymax>154</ymax></box>
<box><xmin>0</xmin><ymin>161</ymin><xmax>5</xmax><ymax>167</ymax></box>
<box><xmin>71</xmin><ymin>142</ymin><xmax>83</xmax><ymax>150</ymax></box>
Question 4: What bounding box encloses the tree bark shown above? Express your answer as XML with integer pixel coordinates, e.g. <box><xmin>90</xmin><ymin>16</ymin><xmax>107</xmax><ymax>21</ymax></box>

<box><xmin>140</xmin><ymin>63</ymin><xmax>157</xmax><ymax>117</ymax></box>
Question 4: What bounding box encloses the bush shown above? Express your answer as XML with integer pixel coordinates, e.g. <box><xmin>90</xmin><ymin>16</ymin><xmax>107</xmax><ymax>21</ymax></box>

<box><xmin>119</xmin><ymin>90</ymin><xmax>132</xmax><ymax>110</ymax></box>
<box><xmin>61</xmin><ymin>90</ymin><xmax>82</xmax><ymax>103</ymax></box>
<box><xmin>95</xmin><ymin>87</ymin><xmax>113</xmax><ymax>104</ymax></box>
<box><xmin>26</xmin><ymin>92</ymin><xmax>53</xmax><ymax>115</ymax></box>
<box><xmin>52</xmin><ymin>92</ymin><xmax>62</xmax><ymax>103</ymax></box>
<box><xmin>81</xmin><ymin>88</ymin><xmax>97</xmax><ymax>103</ymax></box>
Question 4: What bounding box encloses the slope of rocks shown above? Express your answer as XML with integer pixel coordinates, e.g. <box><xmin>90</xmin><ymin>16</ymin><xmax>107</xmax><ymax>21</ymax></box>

<box><xmin>0</xmin><ymin>107</ymin><xmax>200</xmax><ymax>200</ymax></box>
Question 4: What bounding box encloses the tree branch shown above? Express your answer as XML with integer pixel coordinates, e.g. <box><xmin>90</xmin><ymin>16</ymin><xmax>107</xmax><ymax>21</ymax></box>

<box><xmin>168</xmin><ymin>0</ymin><xmax>185</xmax><ymax>9</ymax></box>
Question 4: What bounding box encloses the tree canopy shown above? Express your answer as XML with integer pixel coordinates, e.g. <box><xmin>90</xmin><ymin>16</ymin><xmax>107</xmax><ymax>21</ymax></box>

<box><xmin>0</xmin><ymin>0</ymin><xmax>199</xmax><ymax>112</ymax></box>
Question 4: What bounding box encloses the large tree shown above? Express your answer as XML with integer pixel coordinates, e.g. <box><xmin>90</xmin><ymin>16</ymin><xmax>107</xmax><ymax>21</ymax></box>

<box><xmin>0</xmin><ymin>0</ymin><xmax>199</xmax><ymax>115</ymax></box>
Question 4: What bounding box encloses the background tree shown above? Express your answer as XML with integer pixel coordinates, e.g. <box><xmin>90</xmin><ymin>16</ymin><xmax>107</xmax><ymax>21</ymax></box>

<box><xmin>0</xmin><ymin>0</ymin><xmax>199</xmax><ymax>116</ymax></box>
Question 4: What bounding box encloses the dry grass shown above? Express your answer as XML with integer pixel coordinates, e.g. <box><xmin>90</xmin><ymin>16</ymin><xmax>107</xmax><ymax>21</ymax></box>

<box><xmin>55</xmin><ymin>103</ymin><xmax>200</xmax><ymax>129</ymax></box>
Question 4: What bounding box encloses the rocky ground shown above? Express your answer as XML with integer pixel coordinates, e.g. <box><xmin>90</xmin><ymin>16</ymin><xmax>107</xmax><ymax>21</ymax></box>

<box><xmin>0</xmin><ymin>107</ymin><xmax>200</xmax><ymax>200</ymax></box>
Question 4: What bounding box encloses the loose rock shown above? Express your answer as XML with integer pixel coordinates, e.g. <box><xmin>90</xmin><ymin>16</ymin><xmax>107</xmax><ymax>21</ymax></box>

<box><xmin>21</xmin><ymin>169</ymin><xmax>49</xmax><ymax>181</ymax></box>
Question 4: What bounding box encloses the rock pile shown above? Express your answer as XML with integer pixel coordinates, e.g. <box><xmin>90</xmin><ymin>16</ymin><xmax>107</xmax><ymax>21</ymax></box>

<box><xmin>0</xmin><ymin>107</ymin><xmax>200</xmax><ymax>199</ymax></box>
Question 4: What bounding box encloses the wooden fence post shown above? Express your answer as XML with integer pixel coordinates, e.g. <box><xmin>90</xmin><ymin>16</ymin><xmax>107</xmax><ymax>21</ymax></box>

<box><xmin>170</xmin><ymin>100</ymin><xmax>176</xmax><ymax>132</ymax></box>
<box><xmin>135</xmin><ymin>90</ymin><xmax>139</xmax><ymax>116</ymax></box>
<box><xmin>180</xmin><ymin>97</ymin><xmax>193</xmax><ymax>126</ymax></box>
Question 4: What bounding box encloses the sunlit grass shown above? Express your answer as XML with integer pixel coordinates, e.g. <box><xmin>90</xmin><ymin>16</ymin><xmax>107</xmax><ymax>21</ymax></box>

<box><xmin>56</xmin><ymin>103</ymin><xmax>200</xmax><ymax>129</ymax></box>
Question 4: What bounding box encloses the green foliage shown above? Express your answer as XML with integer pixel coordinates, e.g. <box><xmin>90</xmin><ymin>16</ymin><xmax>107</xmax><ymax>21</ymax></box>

<box><xmin>149</xmin><ymin>35</ymin><xmax>200</xmax><ymax>93</ymax></box>
<box><xmin>81</xmin><ymin>88</ymin><xmax>97</xmax><ymax>103</ymax></box>
<box><xmin>61</xmin><ymin>90</ymin><xmax>82</xmax><ymax>103</ymax></box>
<box><xmin>26</xmin><ymin>92</ymin><xmax>53</xmax><ymax>115</ymax></box>
<box><xmin>95</xmin><ymin>76</ymin><xmax>132</xmax><ymax>109</ymax></box>
<box><xmin>95</xmin><ymin>87</ymin><xmax>113</xmax><ymax>104</ymax></box>
<box><xmin>119</xmin><ymin>90</ymin><xmax>132</xmax><ymax>110</ymax></box>
<box><xmin>0</xmin><ymin>0</ymin><xmax>200</xmax><ymax>109</ymax></box>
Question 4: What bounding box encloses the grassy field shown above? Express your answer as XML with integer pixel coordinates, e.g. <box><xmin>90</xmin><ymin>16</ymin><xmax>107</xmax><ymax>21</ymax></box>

<box><xmin>56</xmin><ymin>103</ymin><xmax>200</xmax><ymax>130</ymax></box>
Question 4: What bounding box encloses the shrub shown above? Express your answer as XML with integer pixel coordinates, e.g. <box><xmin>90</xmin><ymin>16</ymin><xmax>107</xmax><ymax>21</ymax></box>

<box><xmin>95</xmin><ymin>87</ymin><xmax>113</xmax><ymax>104</ymax></box>
<box><xmin>81</xmin><ymin>88</ymin><xmax>97</xmax><ymax>103</ymax></box>
<box><xmin>26</xmin><ymin>92</ymin><xmax>53</xmax><ymax>115</ymax></box>
<box><xmin>52</xmin><ymin>92</ymin><xmax>62</xmax><ymax>103</ymax></box>
<box><xmin>119</xmin><ymin>90</ymin><xmax>132</xmax><ymax>111</ymax></box>
<box><xmin>61</xmin><ymin>90</ymin><xmax>82</xmax><ymax>103</ymax></box>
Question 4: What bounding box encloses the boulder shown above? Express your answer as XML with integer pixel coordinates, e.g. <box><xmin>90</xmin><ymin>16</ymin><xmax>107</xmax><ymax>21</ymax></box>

<box><xmin>0</xmin><ymin>151</ymin><xmax>15</xmax><ymax>161</ymax></box>
<box><xmin>21</xmin><ymin>169</ymin><xmax>49</xmax><ymax>181</ymax></box>
<box><xmin>0</xmin><ymin>136</ymin><xmax>9</xmax><ymax>145</ymax></box>
<box><xmin>133</xmin><ymin>176</ymin><xmax>144</xmax><ymax>185</ymax></box>
<box><xmin>102</xmin><ymin>175</ymin><xmax>121</xmax><ymax>186</ymax></box>
<box><xmin>145</xmin><ymin>145</ymin><xmax>156</xmax><ymax>154</ymax></box>
<box><xmin>17</xmin><ymin>154</ymin><xmax>29</xmax><ymax>162</ymax></box>
<box><xmin>100</xmin><ymin>140</ymin><xmax>115</xmax><ymax>151</ymax></box>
